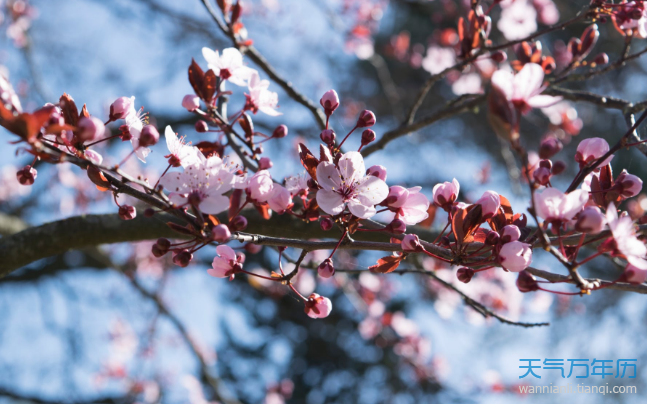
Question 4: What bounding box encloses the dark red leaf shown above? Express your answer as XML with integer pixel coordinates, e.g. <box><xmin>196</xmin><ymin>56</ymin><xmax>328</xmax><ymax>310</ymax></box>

<box><xmin>298</xmin><ymin>143</ymin><xmax>319</xmax><ymax>182</ymax></box>
<box><xmin>188</xmin><ymin>58</ymin><xmax>205</xmax><ymax>100</ymax></box>
<box><xmin>202</xmin><ymin>69</ymin><xmax>218</xmax><ymax>103</ymax></box>
<box><xmin>59</xmin><ymin>93</ymin><xmax>79</xmax><ymax>126</ymax></box>
<box><xmin>369</xmin><ymin>255</ymin><xmax>402</xmax><ymax>274</ymax></box>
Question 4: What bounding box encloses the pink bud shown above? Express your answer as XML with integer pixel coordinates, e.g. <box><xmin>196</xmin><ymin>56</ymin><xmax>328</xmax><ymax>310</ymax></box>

<box><xmin>211</xmin><ymin>224</ymin><xmax>231</xmax><ymax>242</ymax></box>
<box><xmin>258</xmin><ymin>157</ymin><xmax>273</xmax><ymax>170</ymax></box>
<box><xmin>118</xmin><ymin>205</ymin><xmax>137</xmax><ymax>220</ymax></box>
<box><xmin>173</xmin><ymin>249</ymin><xmax>193</xmax><ymax>267</ymax></box>
<box><xmin>139</xmin><ymin>125</ymin><xmax>160</xmax><ymax>147</ymax></box>
<box><xmin>272</xmin><ymin>124</ymin><xmax>288</xmax><ymax>138</ymax></box>
<box><xmin>490</xmin><ymin>50</ymin><xmax>507</xmax><ymax>63</ymax></box>
<box><xmin>366</xmin><ymin>165</ymin><xmax>387</xmax><ymax>181</ymax></box>
<box><xmin>304</xmin><ymin>293</ymin><xmax>333</xmax><ymax>318</ymax></box>
<box><xmin>195</xmin><ymin>120</ymin><xmax>209</xmax><ymax>133</ymax></box>
<box><xmin>152</xmin><ymin>238</ymin><xmax>171</xmax><ymax>258</ymax></box>
<box><xmin>268</xmin><ymin>184</ymin><xmax>292</xmax><ymax>214</ymax></box>
<box><xmin>110</xmin><ymin>96</ymin><xmax>133</xmax><ymax>121</ymax></box>
<box><xmin>575</xmin><ymin>137</ymin><xmax>610</xmax><ymax>166</ymax></box>
<box><xmin>500</xmin><ymin>224</ymin><xmax>521</xmax><ymax>243</ymax></box>
<box><xmin>320</xmin><ymin>129</ymin><xmax>336</xmax><ymax>145</ymax></box>
<box><xmin>320</xmin><ymin>90</ymin><xmax>340</xmax><ymax>116</ymax></box>
<box><xmin>516</xmin><ymin>270</ymin><xmax>539</xmax><ymax>292</ymax></box>
<box><xmin>247</xmin><ymin>170</ymin><xmax>274</xmax><ymax>202</ymax></box>
<box><xmin>456</xmin><ymin>267</ymin><xmax>474</xmax><ymax>283</ymax></box>
<box><xmin>575</xmin><ymin>206</ymin><xmax>606</xmax><ymax>234</ymax></box>
<box><xmin>356</xmin><ymin>110</ymin><xmax>376</xmax><ymax>127</ymax></box>
<box><xmin>498</xmin><ymin>241</ymin><xmax>532</xmax><ymax>272</ymax></box>
<box><xmin>317</xmin><ymin>258</ymin><xmax>335</xmax><ymax>278</ymax></box>
<box><xmin>432</xmin><ymin>178</ymin><xmax>460</xmax><ymax>208</ymax></box>
<box><xmin>485</xmin><ymin>230</ymin><xmax>500</xmax><ymax>245</ymax></box>
<box><xmin>624</xmin><ymin>264</ymin><xmax>647</xmax><ymax>284</ymax></box>
<box><xmin>615</xmin><ymin>170</ymin><xmax>643</xmax><ymax>198</ymax></box>
<box><xmin>77</xmin><ymin>116</ymin><xmax>105</xmax><ymax>143</ymax></box>
<box><xmin>320</xmin><ymin>217</ymin><xmax>334</xmax><ymax>231</ymax></box>
<box><xmin>361</xmin><ymin>129</ymin><xmax>376</xmax><ymax>146</ymax></box>
<box><xmin>16</xmin><ymin>166</ymin><xmax>37</xmax><ymax>186</ymax></box>
<box><xmin>387</xmin><ymin>219</ymin><xmax>407</xmax><ymax>234</ymax></box>
<box><xmin>182</xmin><ymin>94</ymin><xmax>200</xmax><ymax>112</ymax></box>
<box><xmin>385</xmin><ymin>186</ymin><xmax>409</xmax><ymax>208</ymax></box>
<box><xmin>402</xmin><ymin>234</ymin><xmax>421</xmax><ymax>252</ymax></box>
<box><xmin>539</xmin><ymin>137</ymin><xmax>562</xmax><ymax>159</ymax></box>
<box><xmin>475</xmin><ymin>190</ymin><xmax>501</xmax><ymax>219</ymax></box>
<box><xmin>533</xmin><ymin>166</ymin><xmax>551</xmax><ymax>186</ymax></box>
<box><xmin>593</xmin><ymin>52</ymin><xmax>609</xmax><ymax>65</ymax></box>
<box><xmin>231</xmin><ymin>215</ymin><xmax>248</xmax><ymax>231</ymax></box>
<box><xmin>552</xmin><ymin>161</ymin><xmax>566</xmax><ymax>175</ymax></box>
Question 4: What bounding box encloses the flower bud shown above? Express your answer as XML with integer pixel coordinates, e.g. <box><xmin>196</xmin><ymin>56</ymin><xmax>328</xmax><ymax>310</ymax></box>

<box><xmin>552</xmin><ymin>161</ymin><xmax>566</xmax><ymax>175</ymax></box>
<box><xmin>475</xmin><ymin>190</ymin><xmax>501</xmax><ymax>219</ymax></box>
<box><xmin>500</xmin><ymin>224</ymin><xmax>521</xmax><ymax>243</ymax></box>
<box><xmin>272</xmin><ymin>124</ymin><xmax>288</xmax><ymax>138</ymax></box>
<box><xmin>320</xmin><ymin>129</ymin><xmax>336</xmax><ymax>145</ymax></box>
<box><xmin>578</xmin><ymin>24</ymin><xmax>599</xmax><ymax>60</ymax></box>
<box><xmin>320</xmin><ymin>216</ymin><xmax>334</xmax><ymax>231</ymax></box>
<box><xmin>387</xmin><ymin>219</ymin><xmax>407</xmax><ymax>234</ymax></box>
<box><xmin>624</xmin><ymin>264</ymin><xmax>647</xmax><ymax>284</ymax></box>
<box><xmin>320</xmin><ymin>90</ymin><xmax>340</xmax><ymax>116</ymax></box>
<box><xmin>119</xmin><ymin>125</ymin><xmax>132</xmax><ymax>141</ymax></box>
<box><xmin>615</xmin><ymin>170</ymin><xmax>643</xmax><ymax>198</ymax></box>
<box><xmin>317</xmin><ymin>258</ymin><xmax>335</xmax><ymax>278</ymax></box>
<box><xmin>402</xmin><ymin>234</ymin><xmax>422</xmax><ymax>252</ymax></box>
<box><xmin>152</xmin><ymin>238</ymin><xmax>171</xmax><ymax>257</ymax></box>
<box><xmin>361</xmin><ymin>129</ymin><xmax>376</xmax><ymax>146</ymax></box>
<box><xmin>195</xmin><ymin>120</ymin><xmax>209</xmax><ymax>133</ymax></box>
<box><xmin>485</xmin><ymin>230</ymin><xmax>500</xmax><ymax>245</ymax></box>
<box><xmin>516</xmin><ymin>270</ymin><xmax>539</xmax><ymax>292</ymax></box>
<box><xmin>575</xmin><ymin>137</ymin><xmax>609</xmax><ymax>166</ymax></box>
<box><xmin>356</xmin><ymin>110</ymin><xmax>376</xmax><ymax>127</ymax></box>
<box><xmin>499</xmin><ymin>241</ymin><xmax>532</xmax><ymax>272</ymax></box>
<box><xmin>211</xmin><ymin>224</ymin><xmax>231</xmax><ymax>242</ymax></box>
<box><xmin>258</xmin><ymin>157</ymin><xmax>273</xmax><ymax>170</ymax></box>
<box><xmin>533</xmin><ymin>166</ymin><xmax>551</xmax><ymax>186</ymax></box>
<box><xmin>456</xmin><ymin>267</ymin><xmax>474</xmax><ymax>283</ymax></box>
<box><xmin>575</xmin><ymin>206</ymin><xmax>606</xmax><ymax>234</ymax></box>
<box><xmin>77</xmin><ymin>116</ymin><xmax>105</xmax><ymax>143</ymax></box>
<box><xmin>139</xmin><ymin>125</ymin><xmax>160</xmax><ymax>147</ymax></box>
<box><xmin>539</xmin><ymin>137</ymin><xmax>562</xmax><ymax>159</ymax></box>
<box><xmin>230</xmin><ymin>215</ymin><xmax>248</xmax><ymax>231</ymax></box>
<box><xmin>593</xmin><ymin>52</ymin><xmax>609</xmax><ymax>66</ymax></box>
<box><xmin>304</xmin><ymin>293</ymin><xmax>333</xmax><ymax>319</ymax></box>
<box><xmin>539</xmin><ymin>159</ymin><xmax>552</xmax><ymax>169</ymax></box>
<box><xmin>182</xmin><ymin>94</ymin><xmax>200</xmax><ymax>112</ymax></box>
<box><xmin>366</xmin><ymin>165</ymin><xmax>387</xmax><ymax>181</ymax></box>
<box><xmin>385</xmin><ymin>186</ymin><xmax>409</xmax><ymax>208</ymax></box>
<box><xmin>173</xmin><ymin>249</ymin><xmax>193</xmax><ymax>267</ymax></box>
<box><xmin>16</xmin><ymin>165</ymin><xmax>37</xmax><ymax>186</ymax></box>
<box><xmin>118</xmin><ymin>205</ymin><xmax>137</xmax><ymax>221</ymax></box>
<box><xmin>432</xmin><ymin>179</ymin><xmax>460</xmax><ymax>208</ymax></box>
<box><xmin>109</xmin><ymin>96</ymin><xmax>133</xmax><ymax>121</ymax></box>
<box><xmin>231</xmin><ymin>1</ymin><xmax>243</xmax><ymax>25</ymax></box>
<box><xmin>267</xmin><ymin>184</ymin><xmax>292</xmax><ymax>213</ymax></box>
<box><xmin>490</xmin><ymin>50</ymin><xmax>507</xmax><ymax>63</ymax></box>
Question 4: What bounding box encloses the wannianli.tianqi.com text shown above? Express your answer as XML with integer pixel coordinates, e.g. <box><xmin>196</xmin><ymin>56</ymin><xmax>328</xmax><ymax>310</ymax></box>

<box><xmin>518</xmin><ymin>384</ymin><xmax>637</xmax><ymax>394</ymax></box>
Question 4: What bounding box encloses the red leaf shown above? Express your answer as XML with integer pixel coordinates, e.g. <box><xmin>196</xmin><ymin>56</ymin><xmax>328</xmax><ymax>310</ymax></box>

<box><xmin>298</xmin><ymin>143</ymin><xmax>319</xmax><ymax>182</ymax></box>
<box><xmin>319</xmin><ymin>144</ymin><xmax>333</xmax><ymax>163</ymax></box>
<box><xmin>202</xmin><ymin>69</ymin><xmax>218</xmax><ymax>103</ymax></box>
<box><xmin>79</xmin><ymin>104</ymin><xmax>90</xmax><ymax>120</ymax></box>
<box><xmin>229</xmin><ymin>189</ymin><xmax>243</xmax><ymax>221</ymax></box>
<box><xmin>87</xmin><ymin>166</ymin><xmax>111</xmax><ymax>191</ymax></box>
<box><xmin>473</xmin><ymin>227</ymin><xmax>489</xmax><ymax>243</ymax></box>
<box><xmin>255</xmin><ymin>203</ymin><xmax>271</xmax><ymax>220</ymax></box>
<box><xmin>369</xmin><ymin>255</ymin><xmax>402</xmax><ymax>274</ymax></box>
<box><xmin>59</xmin><ymin>93</ymin><xmax>79</xmax><ymax>126</ymax></box>
<box><xmin>188</xmin><ymin>59</ymin><xmax>205</xmax><ymax>100</ymax></box>
<box><xmin>238</xmin><ymin>113</ymin><xmax>254</xmax><ymax>141</ymax></box>
<box><xmin>0</xmin><ymin>105</ymin><xmax>55</xmax><ymax>143</ymax></box>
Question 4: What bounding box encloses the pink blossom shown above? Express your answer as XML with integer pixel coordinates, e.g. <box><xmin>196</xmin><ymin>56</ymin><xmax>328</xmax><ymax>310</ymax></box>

<box><xmin>209</xmin><ymin>245</ymin><xmax>244</xmax><ymax>278</ymax></box>
<box><xmin>534</xmin><ymin>188</ymin><xmax>588</xmax><ymax>222</ymax></box>
<box><xmin>497</xmin><ymin>0</ymin><xmax>537</xmax><ymax>41</ymax></box>
<box><xmin>320</xmin><ymin>90</ymin><xmax>339</xmax><ymax>116</ymax></box>
<box><xmin>615</xmin><ymin>2</ymin><xmax>647</xmax><ymax>39</ymax></box>
<box><xmin>285</xmin><ymin>173</ymin><xmax>309</xmax><ymax>196</ymax></box>
<box><xmin>500</xmin><ymin>225</ymin><xmax>521</xmax><ymax>243</ymax></box>
<box><xmin>316</xmin><ymin>151</ymin><xmax>389</xmax><ymax>219</ymax></box>
<box><xmin>476</xmin><ymin>190</ymin><xmax>501</xmax><ymax>219</ymax></box>
<box><xmin>575</xmin><ymin>206</ymin><xmax>606</xmax><ymax>234</ymax></box>
<box><xmin>432</xmin><ymin>179</ymin><xmax>460</xmax><ymax>208</ymax></box>
<box><xmin>534</xmin><ymin>0</ymin><xmax>560</xmax><ymax>25</ymax></box>
<box><xmin>246</xmin><ymin>71</ymin><xmax>281</xmax><ymax>116</ymax></box>
<box><xmin>575</xmin><ymin>137</ymin><xmax>614</xmax><ymax>168</ymax></box>
<box><xmin>268</xmin><ymin>184</ymin><xmax>292</xmax><ymax>213</ymax></box>
<box><xmin>122</xmin><ymin>97</ymin><xmax>151</xmax><ymax>162</ymax></box>
<box><xmin>615</xmin><ymin>170</ymin><xmax>643</xmax><ymax>198</ymax></box>
<box><xmin>389</xmin><ymin>186</ymin><xmax>430</xmax><ymax>225</ymax></box>
<box><xmin>491</xmin><ymin>63</ymin><xmax>561</xmax><ymax>115</ymax></box>
<box><xmin>304</xmin><ymin>293</ymin><xmax>333</xmax><ymax>319</ymax></box>
<box><xmin>84</xmin><ymin>149</ymin><xmax>103</xmax><ymax>165</ymax></box>
<box><xmin>421</xmin><ymin>46</ymin><xmax>456</xmax><ymax>75</ymax></box>
<box><xmin>246</xmin><ymin>170</ymin><xmax>274</xmax><ymax>202</ymax></box>
<box><xmin>451</xmin><ymin>73</ymin><xmax>483</xmax><ymax>96</ymax></box>
<box><xmin>498</xmin><ymin>241</ymin><xmax>533</xmax><ymax>272</ymax></box>
<box><xmin>160</xmin><ymin>154</ymin><xmax>234</xmax><ymax>214</ymax></box>
<box><xmin>182</xmin><ymin>94</ymin><xmax>200</xmax><ymax>112</ymax></box>
<box><xmin>317</xmin><ymin>258</ymin><xmax>335</xmax><ymax>278</ymax></box>
<box><xmin>366</xmin><ymin>165</ymin><xmax>387</xmax><ymax>181</ymax></box>
<box><xmin>606</xmin><ymin>204</ymin><xmax>647</xmax><ymax>269</ymax></box>
<box><xmin>625</xmin><ymin>264</ymin><xmax>647</xmax><ymax>284</ymax></box>
<box><xmin>258</xmin><ymin>157</ymin><xmax>273</xmax><ymax>170</ymax></box>
<box><xmin>202</xmin><ymin>47</ymin><xmax>255</xmax><ymax>86</ymax></box>
<box><xmin>164</xmin><ymin>126</ymin><xmax>200</xmax><ymax>168</ymax></box>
